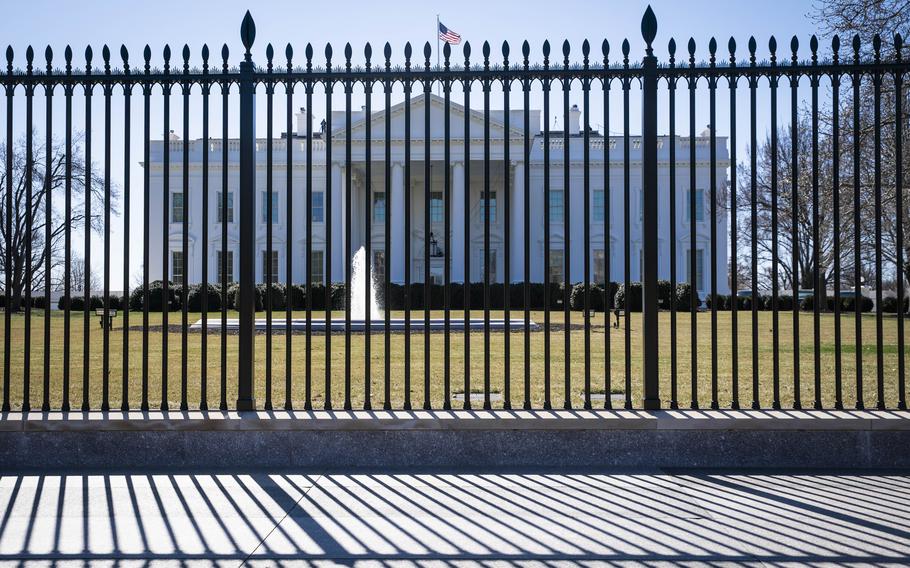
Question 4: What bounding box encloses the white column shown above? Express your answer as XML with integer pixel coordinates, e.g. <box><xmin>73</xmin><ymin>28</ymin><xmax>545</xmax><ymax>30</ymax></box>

<box><xmin>451</xmin><ymin>161</ymin><xmax>465</xmax><ymax>282</ymax></box>
<box><xmin>510</xmin><ymin>161</ymin><xmax>525</xmax><ymax>282</ymax></box>
<box><xmin>331</xmin><ymin>163</ymin><xmax>344</xmax><ymax>282</ymax></box>
<box><xmin>390</xmin><ymin>162</ymin><xmax>406</xmax><ymax>283</ymax></box>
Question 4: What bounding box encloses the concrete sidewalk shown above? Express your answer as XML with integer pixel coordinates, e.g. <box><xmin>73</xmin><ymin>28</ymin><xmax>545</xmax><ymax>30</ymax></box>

<box><xmin>0</xmin><ymin>469</ymin><xmax>908</xmax><ymax>566</ymax></box>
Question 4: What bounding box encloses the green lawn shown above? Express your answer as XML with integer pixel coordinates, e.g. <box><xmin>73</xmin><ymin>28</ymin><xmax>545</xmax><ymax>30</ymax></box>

<box><xmin>0</xmin><ymin>309</ymin><xmax>907</xmax><ymax>410</ymax></box>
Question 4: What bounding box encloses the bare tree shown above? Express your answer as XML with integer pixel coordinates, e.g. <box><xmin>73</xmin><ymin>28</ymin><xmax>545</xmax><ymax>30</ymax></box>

<box><xmin>69</xmin><ymin>255</ymin><xmax>99</xmax><ymax>293</ymax></box>
<box><xmin>0</xmin><ymin>132</ymin><xmax>113</xmax><ymax>310</ymax></box>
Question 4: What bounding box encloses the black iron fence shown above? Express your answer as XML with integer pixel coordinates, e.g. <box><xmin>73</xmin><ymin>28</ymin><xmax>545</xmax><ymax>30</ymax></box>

<box><xmin>0</xmin><ymin>7</ymin><xmax>908</xmax><ymax>412</ymax></box>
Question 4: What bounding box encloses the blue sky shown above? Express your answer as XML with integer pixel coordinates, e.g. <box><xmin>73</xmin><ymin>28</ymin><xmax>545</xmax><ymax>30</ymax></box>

<box><xmin>1</xmin><ymin>0</ymin><xmax>823</xmax><ymax>289</ymax></box>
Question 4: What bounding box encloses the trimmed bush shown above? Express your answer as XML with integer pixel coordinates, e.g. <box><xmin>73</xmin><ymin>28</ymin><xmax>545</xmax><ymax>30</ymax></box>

<box><xmin>881</xmin><ymin>296</ymin><xmax>908</xmax><ymax>313</ymax></box>
<box><xmin>257</xmin><ymin>283</ymin><xmax>287</xmax><ymax>311</ymax></box>
<box><xmin>614</xmin><ymin>282</ymin><xmax>643</xmax><ymax>311</ymax></box>
<box><xmin>675</xmin><ymin>282</ymin><xmax>700</xmax><ymax>312</ymax></box>
<box><xmin>569</xmin><ymin>283</ymin><xmax>606</xmax><ymax>311</ymax></box>
<box><xmin>185</xmin><ymin>283</ymin><xmax>222</xmax><ymax>312</ymax></box>
<box><xmin>128</xmin><ymin>280</ymin><xmax>179</xmax><ymax>312</ymax></box>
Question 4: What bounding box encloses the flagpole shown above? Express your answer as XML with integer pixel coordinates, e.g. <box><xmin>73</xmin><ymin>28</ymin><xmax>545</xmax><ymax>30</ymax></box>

<box><xmin>436</xmin><ymin>14</ymin><xmax>439</xmax><ymax>97</ymax></box>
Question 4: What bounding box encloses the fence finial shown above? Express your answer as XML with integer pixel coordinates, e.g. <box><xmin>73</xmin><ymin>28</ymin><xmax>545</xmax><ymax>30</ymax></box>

<box><xmin>641</xmin><ymin>5</ymin><xmax>657</xmax><ymax>55</ymax></box>
<box><xmin>241</xmin><ymin>11</ymin><xmax>255</xmax><ymax>61</ymax></box>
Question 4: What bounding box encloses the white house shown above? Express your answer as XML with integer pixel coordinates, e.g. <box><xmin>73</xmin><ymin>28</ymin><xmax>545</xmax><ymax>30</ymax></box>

<box><xmin>145</xmin><ymin>94</ymin><xmax>730</xmax><ymax>295</ymax></box>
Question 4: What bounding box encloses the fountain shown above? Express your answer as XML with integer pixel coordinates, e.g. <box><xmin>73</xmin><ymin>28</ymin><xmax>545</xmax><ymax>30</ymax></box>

<box><xmin>192</xmin><ymin>245</ymin><xmax>537</xmax><ymax>332</ymax></box>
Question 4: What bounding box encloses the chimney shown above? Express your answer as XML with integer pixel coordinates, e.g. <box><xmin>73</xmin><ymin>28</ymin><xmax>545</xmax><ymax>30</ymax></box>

<box><xmin>296</xmin><ymin>107</ymin><xmax>308</xmax><ymax>136</ymax></box>
<box><xmin>568</xmin><ymin>104</ymin><xmax>581</xmax><ymax>135</ymax></box>
<box><xmin>168</xmin><ymin>129</ymin><xmax>180</xmax><ymax>141</ymax></box>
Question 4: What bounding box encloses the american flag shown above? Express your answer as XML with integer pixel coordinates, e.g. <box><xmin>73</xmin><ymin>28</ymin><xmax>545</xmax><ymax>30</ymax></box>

<box><xmin>438</xmin><ymin>21</ymin><xmax>461</xmax><ymax>45</ymax></box>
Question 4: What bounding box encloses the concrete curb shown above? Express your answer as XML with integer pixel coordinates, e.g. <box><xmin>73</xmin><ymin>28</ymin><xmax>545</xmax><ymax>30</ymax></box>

<box><xmin>1</xmin><ymin>410</ymin><xmax>908</xmax><ymax>470</ymax></box>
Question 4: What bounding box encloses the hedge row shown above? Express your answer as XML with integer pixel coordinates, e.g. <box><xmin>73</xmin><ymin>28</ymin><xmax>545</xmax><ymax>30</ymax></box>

<box><xmin>51</xmin><ymin>280</ymin><xmax>885</xmax><ymax>314</ymax></box>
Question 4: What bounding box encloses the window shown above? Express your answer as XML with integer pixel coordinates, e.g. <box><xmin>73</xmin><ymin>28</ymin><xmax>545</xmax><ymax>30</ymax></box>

<box><xmin>549</xmin><ymin>250</ymin><xmax>565</xmax><ymax>284</ymax></box>
<box><xmin>262</xmin><ymin>250</ymin><xmax>278</xmax><ymax>283</ymax></box>
<box><xmin>687</xmin><ymin>189</ymin><xmax>704</xmax><ymax>222</ymax></box>
<box><xmin>687</xmin><ymin>248</ymin><xmax>705</xmax><ymax>291</ymax></box>
<box><xmin>480</xmin><ymin>191</ymin><xmax>497</xmax><ymax>223</ymax></box>
<box><xmin>311</xmin><ymin>191</ymin><xmax>324</xmax><ymax>223</ymax></box>
<box><xmin>217</xmin><ymin>191</ymin><xmax>234</xmax><ymax>223</ymax></box>
<box><xmin>549</xmin><ymin>190</ymin><xmax>564</xmax><ymax>224</ymax></box>
<box><xmin>217</xmin><ymin>250</ymin><xmax>234</xmax><ymax>283</ymax></box>
<box><xmin>260</xmin><ymin>191</ymin><xmax>278</xmax><ymax>224</ymax></box>
<box><xmin>594</xmin><ymin>249</ymin><xmax>605</xmax><ymax>283</ymax></box>
<box><xmin>372</xmin><ymin>250</ymin><xmax>386</xmax><ymax>284</ymax></box>
<box><xmin>172</xmin><ymin>250</ymin><xmax>184</xmax><ymax>285</ymax></box>
<box><xmin>310</xmin><ymin>250</ymin><xmax>324</xmax><ymax>285</ymax></box>
<box><xmin>593</xmin><ymin>190</ymin><xmax>605</xmax><ymax>223</ymax></box>
<box><xmin>171</xmin><ymin>192</ymin><xmax>185</xmax><ymax>223</ymax></box>
<box><xmin>480</xmin><ymin>249</ymin><xmax>497</xmax><ymax>283</ymax></box>
<box><xmin>639</xmin><ymin>190</ymin><xmax>644</xmax><ymax>221</ymax></box>
<box><xmin>373</xmin><ymin>192</ymin><xmax>386</xmax><ymax>223</ymax></box>
<box><xmin>430</xmin><ymin>192</ymin><xmax>444</xmax><ymax>223</ymax></box>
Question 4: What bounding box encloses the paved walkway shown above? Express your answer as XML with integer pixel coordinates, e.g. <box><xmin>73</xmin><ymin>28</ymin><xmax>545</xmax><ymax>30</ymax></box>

<box><xmin>0</xmin><ymin>469</ymin><xmax>908</xmax><ymax>566</ymax></box>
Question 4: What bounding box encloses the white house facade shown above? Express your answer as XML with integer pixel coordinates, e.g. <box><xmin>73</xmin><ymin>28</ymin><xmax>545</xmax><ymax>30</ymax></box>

<box><xmin>145</xmin><ymin>94</ymin><xmax>730</xmax><ymax>295</ymax></box>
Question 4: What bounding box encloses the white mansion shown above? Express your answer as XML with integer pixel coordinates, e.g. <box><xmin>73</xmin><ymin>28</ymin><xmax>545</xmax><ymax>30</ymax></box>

<box><xmin>146</xmin><ymin>94</ymin><xmax>730</xmax><ymax>295</ymax></box>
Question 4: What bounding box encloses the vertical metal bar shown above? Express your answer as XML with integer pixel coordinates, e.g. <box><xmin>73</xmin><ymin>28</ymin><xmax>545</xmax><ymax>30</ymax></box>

<box><xmin>23</xmin><ymin>49</ymin><xmax>33</xmax><ymax>412</ymax></box>
<box><xmin>121</xmin><ymin>48</ymin><xmax>132</xmax><ymax>412</ymax></box>
<box><xmin>770</xmin><ymin>38</ymin><xmax>781</xmax><ymax>409</ymax></box>
<box><xmin>324</xmin><ymin>45</ymin><xmax>334</xmax><ymax>410</ymax></box>
<box><xmin>103</xmin><ymin>47</ymin><xmax>112</xmax><ymax>412</ymax></box>
<box><xmin>2</xmin><ymin>49</ymin><xmax>11</xmax><ymax>413</ymax></box>
<box><xmin>219</xmin><ymin>45</ymin><xmax>229</xmax><ymax>411</ymax></box>
<box><xmin>285</xmin><ymin>45</ymin><xmax>294</xmax><ymax>411</ymax></box>
<box><xmin>200</xmin><ymin>46</ymin><xmax>209</xmax><ymax>411</ymax></box>
<box><xmin>621</xmin><ymin>41</ymin><xmax>631</xmax><ymax>410</ymax></box>
<box><xmin>443</xmin><ymin>43</ymin><xmax>452</xmax><ymax>410</ymax></box>
<box><xmin>503</xmin><ymin>42</ymin><xmax>512</xmax><ymax>410</ymax></box>
<box><xmin>872</xmin><ymin>37</ymin><xmax>885</xmax><ymax>410</ymax></box>
<box><xmin>790</xmin><ymin>40</ymin><xmax>800</xmax><ymax>409</ymax></box>
<box><xmin>708</xmin><ymin>39</ymin><xmax>718</xmax><ymax>410</ymax></box>
<box><xmin>896</xmin><ymin>36</ymin><xmax>906</xmax><ymax>411</ymax></box>
<box><xmin>687</xmin><ymin>39</ymin><xmax>698</xmax><ymax>409</ymax></box>
<box><xmin>668</xmin><ymin>40</ymin><xmax>678</xmax><ymax>409</ymax></box>
<box><xmin>582</xmin><ymin>41</ymin><xmax>591</xmax><ymax>409</ymax></box>
<box><xmin>603</xmin><ymin>41</ymin><xmax>612</xmax><ymax>410</ymax></box>
<box><xmin>810</xmin><ymin>38</ymin><xmax>821</xmax><ymax>409</ymax></box>
<box><xmin>64</xmin><ymin>51</ymin><xmax>74</xmax><ymax>412</ymax></box>
<box><xmin>364</xmin><ymin>43</ymin><xmax>373</xmax><ymax>411</ymax></box>
<box><xmin>749</xmin><ymin>39</ymin><xmax>759</xmax><ymax>409</ymax></box>
<box><xmin>852</xmin><ymin>36</ymin><xmax>863</xmax><ymax>409</ymax></box>
<box><xmin>180</xmin><ymin>46</ymin><xmax>190</xmax><ymax>411</ymax></box>
<box><xmin>543</xmin><ymin>41</ymin><xmax>552</xmax><ymax>410</ymax></box>
<box><xmin>728</xmin><ymin>38</ymin><xmax>739</xmax><ymax>409</ymax></box>
<box><xmin>483</xmin><ymin>43</ymin><xmax>491</xmax><ymax>410</ymax></box>
<box><xmin>561</xmin><ymin>42</ymin><xmax>572</xmax><ymax>410</ymax></box>
<box><xmin>236</xmin><ymin>13</ymin><xmax>257</xmax><ymax>411</ymax></box>
<box><xmin>403</xmin><ymin>43</ymin><xmax>413</xmax><ymax>411</ymax></box>
<box><xmin>462</xmin><ymin>43</ymin><xmax>472</xmax><ymax>410</ymax></box>
<box><xmin>304</xmin><ymin>44</ymin><xmax>313</xmax><ymax>410</ymax></box>
<box><xmin>42</xmin><ymin>50</ymin><xmax>53</xmax><ymax>412</ymax></box>
<box><xmin>161</xmin><ymin>47</ymin><xmax>170</xmax><ymax>411</ymax></box>
<box><xmin>522</xmin><ymin>42</ymin><xmax>531</xmax><ymax>410</ymax></box>
<box><xmin>423</xmin><ymin>45</ymin><xmax>431</xmax><ymax>410</ymax></box>
<box><xmin>344</xmin><ymin>43</ymin><xmax>353</xmax><ymax>411</ymax></box>
<box><xmin>265</xmin><ymin>46</ymin><xmax>274</xmax><ymax>411</ymax></box>
<box><xmin>832</xmin><ymin>37</ymin><xmax>843</xmax><ymax>409</ymax></box>
<box><xmin>142</xmin><ymin>49</ymin><xmax>151</xmax><ymax>412</ymax></box>
<box><xmin>81</xmin><ymin>49</ymin><xmax>91</xmax><ymax>412</ymax></box>
<box><xmin>383</xmin><ymin>44</ymin><xmax>392</xmax><ymax>411</ymax></box>
<box><xmin>641</xmin><ymin>15</ymin><xmax>660</xmax><ymax>411</ymax></box>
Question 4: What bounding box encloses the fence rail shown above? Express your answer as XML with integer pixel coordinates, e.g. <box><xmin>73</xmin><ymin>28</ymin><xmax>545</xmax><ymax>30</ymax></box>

<box><xmin>0</xmin><ymin>7</ymin><xmax>908</xmax><ymax>413</ymax></box>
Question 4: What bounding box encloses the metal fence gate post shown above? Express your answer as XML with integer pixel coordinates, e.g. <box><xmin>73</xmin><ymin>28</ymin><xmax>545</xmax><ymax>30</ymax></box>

<box><xmin>237</xmin><ymin>11</ymin><xmax>257</xmax><ymax>410</ymax></box>
<box><xmin>641</xmin><ymin>6</ymin><xmax>661</xmax><ymax>409</ymax></box>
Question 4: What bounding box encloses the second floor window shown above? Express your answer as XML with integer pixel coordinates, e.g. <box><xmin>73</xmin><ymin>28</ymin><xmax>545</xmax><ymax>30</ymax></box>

<box><xmin>687</xmin><ymin>189</ymin><xmax>705</xmax><ymax>222</ymax></box>
<box><xmin>217</xmin><ymin>191</ymin><xmax>234</xmax><ymax>223</ymax></box>
<box><xmin>373</xmin><ymin>192</ymin><xmax>386</xmax><ymax>223</ymax></box>
<box><xmin>480</xmin><ymin>191</ymin><xmax>497</xmax><ymax>223</ymax></box>
<box><xmin>260</xmin><ymin>191</ymin><xmax>278</xmax><ymax>224</ymax></box>
<box><xmin>430</xmin><ymin>192</ymin><xmax>444</xmax><ymax>223</ymax></box>
<box><xmin>549</xmin><ymin>190</ymin><xmax>564</xmax><ymax>224</ymax></box>
<box><xmin>171</xmin><ymin>192</ymin><xmax>185</xmax><ymax>223</ymax></box>
<box><xmin>593</xmin><ymin>190</ymin><xmax>605</xmax><ymax>223</ymax></box>
<box><xmin>311</xmin><ymin>191</ymin><xmax>324</xmax><ymax>223</ymax></box>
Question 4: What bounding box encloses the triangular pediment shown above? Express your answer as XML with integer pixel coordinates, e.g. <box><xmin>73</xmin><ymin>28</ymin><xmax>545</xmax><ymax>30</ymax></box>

<box><xmin>332</xmin><ymin>93</ymin><xmax>523</xmax><ymax>141</ymax></box>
